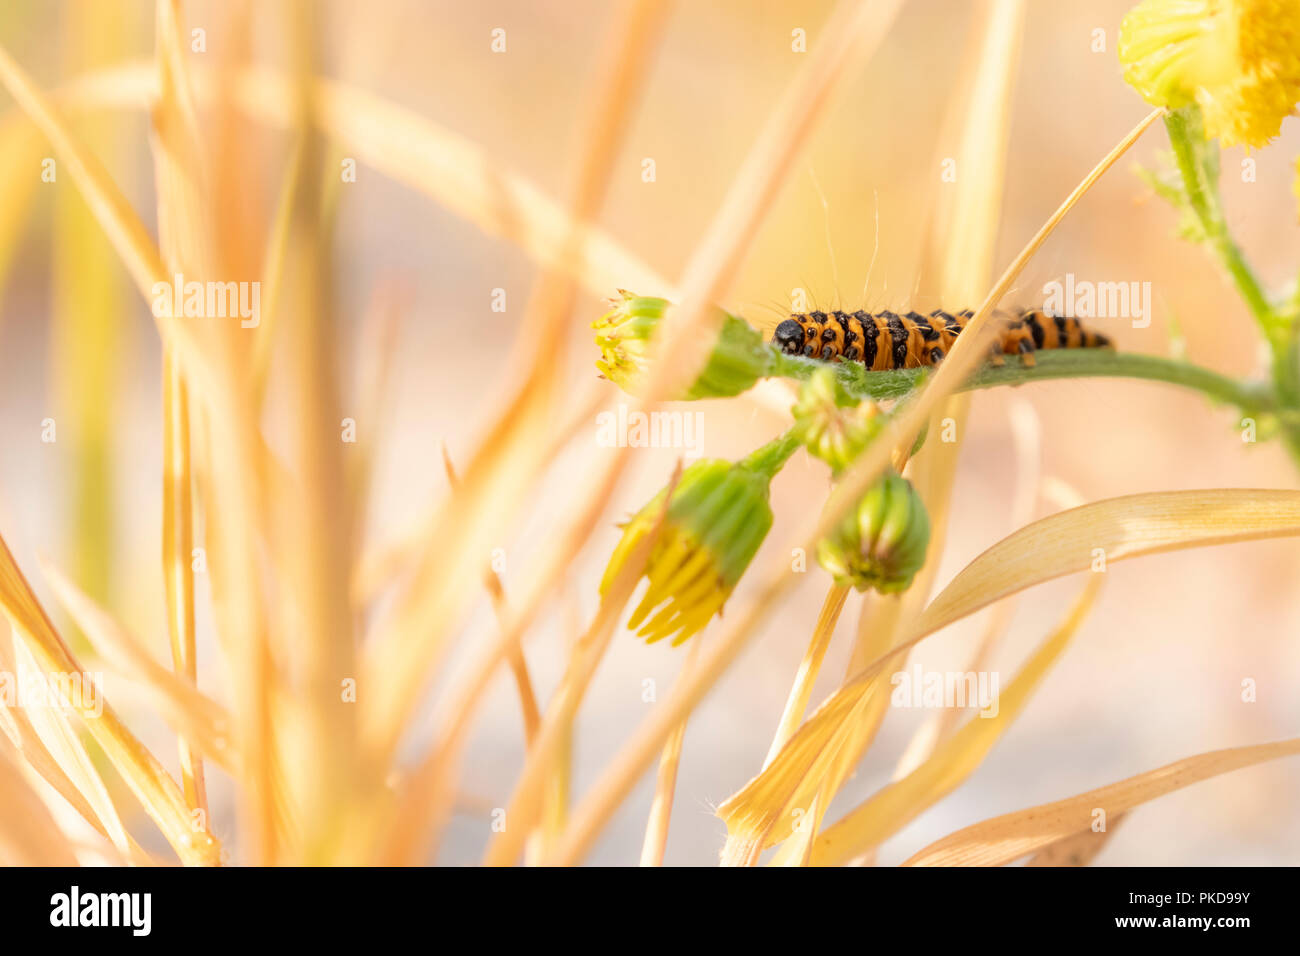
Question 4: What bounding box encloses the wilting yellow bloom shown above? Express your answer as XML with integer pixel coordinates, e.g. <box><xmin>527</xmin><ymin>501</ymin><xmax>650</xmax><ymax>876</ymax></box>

<box><xmin>1119</xmin><ymin>0</ymin><xmax>1300</xmax><ymax>147</ymax></box>
<box><xmin>790</xmin><ymin>367</ymin><xmax>883</xmax><ymax>475</ymax></box>
<box><xmin>592</xmin><ymin>291</ymin><xmax>773</xmax><ymax>399</ymax></box>
<box><xmin>601</xmin><ymin>439</ymin><xmax>796</xmax><ymax>645</ymax></box>
<box><xmin>817</xmin><ymin>471</ymin><xmax>930</xmax><ymax>593</ymax></box>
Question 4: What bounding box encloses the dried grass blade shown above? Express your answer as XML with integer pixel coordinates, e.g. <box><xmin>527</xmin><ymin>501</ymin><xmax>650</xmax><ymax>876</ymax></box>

<box><xmin>0</xmin><ymin>746</ymin><xmax>79</xmax><ymax>865</ymax></box>
<box><xmin>720</xmin><ymin>584</ymin><xmax>850</xmax><ymax>866</ymax></box>
<box><xmin>764</xmin><ymin>586</ymin><xmax>851</xmax><ymax>769</ymax></box>
<box><xmin>40</xmin><ymin>561</ymin><xmax>235</xmax><ymax>773</ymax></box>
<box><xmin>262</xmin><ymin>0</ymin><xmax>362</xmax><ymax>865</ymax></box>
<box><xmin>361</xmin><ymin>0</ymin><xmax>671</xmax><ymax>780</ymax></box>
<box><xmin>249</xmin><ymin>132</ymin><xmax>304</xmax><ymax>405</ymax></box>
<box><xmin>808</xmin><ymin>575</ymin><xmax>1102</xmax><ymax>866</ymax></box>
<box><xmin>0</xmin><ymin>675</ymin><xmax>123</xmax><ymax>851</ymax></box>
<box><xmin>162</xmin><ymin>352</ymin><xmax>206</xmax><ymax>812</ymax></box>
<box><xmin>0</xmin><ymin>625</ymin><xmax>132</xmax><ymax>858</ymax></box>
<box><xmin>1024</xmin><ymin>813</ymin><xmax>1127</xmax><ymax>867</ymax></box>
<box><xmin>639</xmin><ymin>638</ymin><xmax>702</xmax><ymax>867</ymax></box>
<box><xmin>442</xmin><ymin>449</ymin><xmax>540</xmax><ymax>746</ymax></box>
<box><xmin>904</xmin><ymin>741</ymin><xmax>1300</xmax><ymax>866</ymax></box>
<box><xmin>149</xmin><ymin>0</ymin><xmax>274</xmax><ymax>862</ymax></box>
<box><xmin>0</xmin><ymin>43</ymin><xmax>222</xmax><ymax>413</ymax></box>
<box><xmin>891</xmin><ymin>402</ymin><xmax>1043</xmax><ymax>781</ymax></box>
<box><xmin>45</xmin><ymin>59</ymin><xmax>676</xmax><ymax>300</ymax></box>
<box><xmin>482</xmin><ymin>462</ymin><xmax>683</xmax><ymax>867</ymax></box>
<box><xmin>917</xmin><ymin>488</ymin><xmax>1300</xmax><ymax>635</ymax></box>
<box><xmin>0</xmin><ymin>531</ymin><xmax>220</xmax><ymax>864</ymax></box>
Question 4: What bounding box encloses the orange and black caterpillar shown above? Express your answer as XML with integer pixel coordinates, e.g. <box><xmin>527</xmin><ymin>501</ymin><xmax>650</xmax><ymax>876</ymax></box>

<box><xmin>772</xmin><ymin>308</ymin><xmax>1111</xmax><ymax>369</ymax></box>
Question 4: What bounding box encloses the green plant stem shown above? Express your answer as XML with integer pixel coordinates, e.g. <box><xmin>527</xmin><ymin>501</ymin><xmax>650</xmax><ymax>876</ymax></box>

<box><xmin>1162</xmin><ymin>107</ymin><xmax>1300</xmax><ymax>460</ymax></box>
<box><xmin>1163</xmin><ymin>109</ymin><xmax>1278</xmax><ymax>340</ymax></box>
<box><xmin>742</xmin><ymin>431</ymin><xmax>801</xmax><ymax>478</ymax></box>
<box><xmin>768</xmin><ymin>346</ymin><xmax>1276</xmax><ymax>415</ymax></box>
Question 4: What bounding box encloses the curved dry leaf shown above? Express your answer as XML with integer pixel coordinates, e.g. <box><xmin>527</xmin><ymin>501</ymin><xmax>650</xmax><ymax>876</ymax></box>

<box><xmin>717</xmin><ymin>667</ymin><xmax>881</xmax><ymax>851</ymax></box>
<box><xmin>719</xmin><ymin>489</ymin><xmax>1300</xmax><ymax>855</ymax></box>
<box><xmin>1025</xmin><ymin>813</ymin><xmax>1126</xmax><ymax>867</ymax></box>
<box><xmin>764</xmin><ymin>585</ymin><xmax>851</xmax><ymax>768</ymax></box>
<box><xmin>721</xmin><ymin>584</ymin><xmax>851</xmax><ymax>866</ymax></box>
<box><xmin>916</xmin><ymin>488</ymin><xmax>1300</xmax><ymax>635</ymax></box>
<box><xmin>904</xmin><ymin>740</ymin><xmax>1300</xmax><ymax>866</ymax></box>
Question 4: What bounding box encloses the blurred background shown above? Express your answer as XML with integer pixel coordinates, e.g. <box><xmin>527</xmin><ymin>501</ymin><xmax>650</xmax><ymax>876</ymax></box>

<box><xmin>0</xmin><ymin>0</ymin><xmax>1297</xmax><ymax>865</ymax></box>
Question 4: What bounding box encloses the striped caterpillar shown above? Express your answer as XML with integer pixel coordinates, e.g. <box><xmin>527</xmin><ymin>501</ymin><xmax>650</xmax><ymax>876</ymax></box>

<box><xmin>772</xmin><ymin>307</ymin><xmax>1111</xmax><ymax>369</ymax></box>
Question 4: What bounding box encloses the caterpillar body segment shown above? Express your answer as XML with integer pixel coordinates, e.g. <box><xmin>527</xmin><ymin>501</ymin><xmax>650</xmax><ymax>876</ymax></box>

<box><xmin>771</xmin><ymin>308</ymin><xmax>1112</xmax><ymax>370</ymax></box>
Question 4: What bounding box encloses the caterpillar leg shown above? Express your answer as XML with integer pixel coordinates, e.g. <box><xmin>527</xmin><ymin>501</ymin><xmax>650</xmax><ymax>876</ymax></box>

<box><xmin>997</xmin><ymin>325</ymin><xmax>1037</xmax><ymax>367</ymax></box>
<box><xmin>1017</xmin><ymin>338</ymin><xmax>1037</xmax><ymax>368</ymax></box>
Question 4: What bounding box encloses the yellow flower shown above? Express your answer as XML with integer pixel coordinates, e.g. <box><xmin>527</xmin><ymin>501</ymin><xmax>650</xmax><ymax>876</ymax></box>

<box><xmin>1119</xmin><ymin>0</ymin><xmax>1300</xmax><ymax>147</ymax></box>
<box><xmin>592</xmin><ymin>291</ymin><xmax>773</xmax><ymax>400</ymax></box>
<box><xmin>600</xmin><ymin>439</ymin><xmax>796</xmax><ymax>645</ymax></box>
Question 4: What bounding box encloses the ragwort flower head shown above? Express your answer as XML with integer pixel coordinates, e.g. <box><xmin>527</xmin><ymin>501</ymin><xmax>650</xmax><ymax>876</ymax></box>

<box><xmin>600</xmin><ymin>438</ymin><xmax>796</xmax><ymax>645</ymax></box>
<box><xmin>1119</xmin><ymin>0</ymin><xmax>1300</xmax><ymax>147</ymax></box>
<box><xmin>592</xmin><ymin>291</ymin><xmax>772</xmax><ymax>400</ymax></box>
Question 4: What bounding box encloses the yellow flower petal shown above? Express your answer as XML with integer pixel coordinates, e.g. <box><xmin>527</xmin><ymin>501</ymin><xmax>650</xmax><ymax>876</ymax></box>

<box><xmin>1120</xmin><ymin>0</ymin><xmax>1300</xmax><ymax>147</ymax></box>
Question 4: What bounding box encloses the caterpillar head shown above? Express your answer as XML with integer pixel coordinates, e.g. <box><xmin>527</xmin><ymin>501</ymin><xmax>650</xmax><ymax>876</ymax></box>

<box><xmin>773</xmin><ymin>319</ymin><xmax>806</xmax><ymax>355</ymax></box>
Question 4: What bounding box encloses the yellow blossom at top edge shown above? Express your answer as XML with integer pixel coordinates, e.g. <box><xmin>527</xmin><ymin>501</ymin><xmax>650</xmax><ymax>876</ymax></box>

<box><xmin>1119</xmin><ymin>0</ymin><xmax>1300</xmax><ymax>148</ymax></box>
<box><xmin>1294</xmin><ymin>155</ymin><xmax>1300</xmax><ymax>220</ymax></box>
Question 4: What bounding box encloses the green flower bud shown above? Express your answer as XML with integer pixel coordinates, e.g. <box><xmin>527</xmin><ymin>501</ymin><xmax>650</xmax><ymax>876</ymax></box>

<box><xmin>600</xmin><ymin>435</ymin><xmax>798</xmax><ymax>645</ymax></box>
<box><xmin>790</xmin><ymin>367</ymin><xmax>883</xmax><ymax>475</ymax></box>
<box><xmin>816</xmin><ymin>471</ymin><xmax>930</xmax><ymax>594</ymax></box>
<box><xmin>592</xmin><ymin>291</ymin><xmax>772</xmax><ymax>400</ymax></box>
